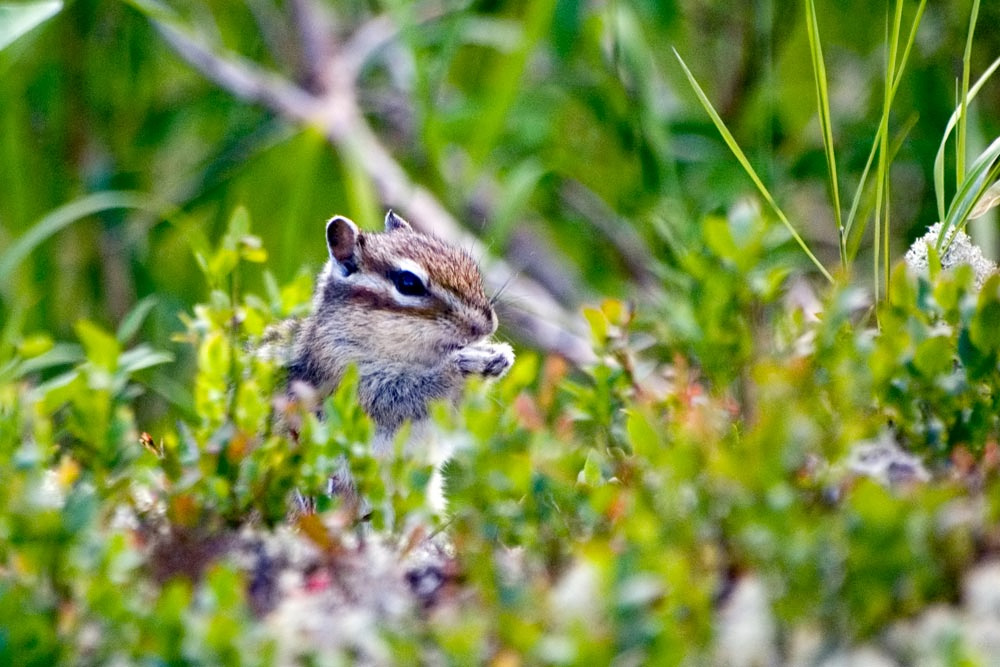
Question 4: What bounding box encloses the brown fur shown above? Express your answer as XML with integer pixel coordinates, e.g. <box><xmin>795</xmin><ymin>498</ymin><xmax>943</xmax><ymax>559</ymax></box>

<box><xmin>359</xmin><ymin>231</ymin><xmax>491</xmax><ymax>315</ymax></box>
<box><xmin>289</xmin><ymin>212</ymin><xmax>513</xmax><ymax>452</ymax></box>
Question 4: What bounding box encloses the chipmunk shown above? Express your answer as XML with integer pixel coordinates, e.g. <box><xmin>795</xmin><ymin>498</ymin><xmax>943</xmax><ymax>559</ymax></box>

<box><xmin>285</xmin><ymin>210</ymin><xmax>514</xmax><ymax>453</ymax></box>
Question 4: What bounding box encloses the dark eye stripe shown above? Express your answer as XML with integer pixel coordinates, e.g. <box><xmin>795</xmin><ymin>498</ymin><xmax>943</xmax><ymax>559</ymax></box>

<box><xmin>388</xmin><ymin>269</ymin><xmax>429</xmax><ymax>297</ymax></box>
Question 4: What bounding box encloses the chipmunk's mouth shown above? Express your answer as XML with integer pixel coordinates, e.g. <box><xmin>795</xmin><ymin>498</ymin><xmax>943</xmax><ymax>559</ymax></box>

<box><xmin>435</xmin><ymin>341</ymin><xmax>463</xmax><ymax>354</ymax></box>
<box><xmin>437</xmin><ymin>335</ymin><xmax>486</xmax><ymax>354</ymax></box>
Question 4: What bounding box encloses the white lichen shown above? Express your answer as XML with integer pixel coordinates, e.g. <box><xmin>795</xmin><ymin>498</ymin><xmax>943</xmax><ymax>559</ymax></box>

<box><xmin>904</xmin><ymin>222</ymin><xmax>998</xmax><ymax>289</ymax></box>
<box><xmin>845</xmin><ymin>431</ymin><xmax>930</xmax><ymax>487</ymax></box>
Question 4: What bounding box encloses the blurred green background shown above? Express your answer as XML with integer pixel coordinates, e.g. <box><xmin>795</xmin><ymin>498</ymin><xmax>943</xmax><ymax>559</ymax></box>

<box><xmin>3</xmin><ymin>3</ymin><xmax>1000</xmax><ymax>661</ymax></box>
<box><xmin>1</xmin><ymin>0</ymin><xmax>997</xmax><ymax>362</ymax></box>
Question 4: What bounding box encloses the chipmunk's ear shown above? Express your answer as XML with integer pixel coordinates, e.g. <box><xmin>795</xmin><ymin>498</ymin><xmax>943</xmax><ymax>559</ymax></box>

<box><xmin>326</xmin><ymin>216</ymin><xmax>359</xmax><ymax>273</ymax></box>
<box><xmin>384</xmin><ymin>209</ymin><xmax>412</xmax><ymax>232</ymax></box>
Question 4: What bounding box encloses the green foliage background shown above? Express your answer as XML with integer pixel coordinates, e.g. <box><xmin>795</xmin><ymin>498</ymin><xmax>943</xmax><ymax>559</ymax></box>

<box><xmin>1</xmin><ymin>0</ymin><xmax>1000</xmax><ymax>664</ymax></box>
<box><xmin>3</xmin><ymin>0</ymin><xmax>999</xmax><ymax>347</ymax></box>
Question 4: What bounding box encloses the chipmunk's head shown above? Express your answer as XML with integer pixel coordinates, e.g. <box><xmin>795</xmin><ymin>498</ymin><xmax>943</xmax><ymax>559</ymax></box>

<box><xmin>314</xmin><ymin>210</ymin><xmax>497</xmax><ymax>363</ymax></box>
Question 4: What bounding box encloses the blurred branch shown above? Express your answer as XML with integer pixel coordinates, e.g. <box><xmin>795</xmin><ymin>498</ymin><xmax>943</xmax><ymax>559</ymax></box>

<box><xmin>153</xmin><ymin>17</ymin><xmax>595</xmax><ymax>365</ymax></box>
<box><xmin>341</xmin><ymin>13</ymin><xmax>398</xmax><ymax>80</ymax></box>
<box><xmin>341</xmin><ymin>3</ymin><xmax>462</xmax><ymax>80</ymax></box>
<box><xmin>246</xmin><ymin>0</ymin><xmax>294</xmax><ymax>74</ymax></box>
<box><xmin>560</xmin><ymin>181</ymin><xmax>659</xmax><ymax>289</ymax></box>
<box><xmin>465</xmin><ymin>196</ymin><xmax>584</xmax><ymax>307</ymax></box>
<box><xmin>505</xmin><ymin>226</ymin><xmax>583</xmax><ymax>305</ymax></box>
<box><xmin>288</xmin><ymin>0</ymin><xmax>334</xmax><ymax>93</ymax></box>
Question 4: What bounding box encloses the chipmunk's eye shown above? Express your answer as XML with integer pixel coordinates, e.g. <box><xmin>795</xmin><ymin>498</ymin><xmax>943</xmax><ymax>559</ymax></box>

<box><xmin>389</xmin><ymin>270</ymin><xmax>428</xmax><ymax>297</ymax></box>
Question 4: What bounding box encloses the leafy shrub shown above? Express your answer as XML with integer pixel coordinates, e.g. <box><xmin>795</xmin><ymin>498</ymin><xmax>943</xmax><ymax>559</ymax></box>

<box><xmin>1</xmin><ymin>208</ymin><xmax>999</xmax><ymax>663</ymax></box>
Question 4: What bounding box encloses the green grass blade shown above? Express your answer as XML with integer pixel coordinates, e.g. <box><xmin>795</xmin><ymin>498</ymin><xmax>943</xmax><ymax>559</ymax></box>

<box><xmin>969</xmin><ymin>179</ymin><xmax>1000</xmax><ymax>220</ymax></box>
<box><xmin>119</xmin><ymin>0</ymin><xmax>178</xmax><ymax>25</ymax></box>
<box><xmin>882</xmin><ymin>0</ymin><xmax>904</xmax><ymax>300</ymax></box>
<box><xmin>0</xmin><ymin>191</ymin><xmax>159</xmax><ymax>285</ymax></box>
<box><xmin>805</xmin><ymin>0</ymin><xmax>844</xmax><ymax>268</ymax></box>
<box><xmin>4</xmin><ymin>343</ymin><xmax>83</xmax><ymax>383</ymax></box>
<box><xmin>933</xmin><ymin>54</ymin><xmax>1000</xmax><ymax>222</ymax></box>
<box><xmin>673</xmin><ymin>48</ymin><xmax>833</xmax><ymax>283</ymax></box>
<box><xmin>882</xmin><ymin>153</ymin><xmax>891</xmax><ymax>294</ymax></box>
<box><xmin>956</xmin><ymin>0</ymin><xmax>980</xmax><ymax>190</ymax></box>
<box><xmin>116</xmin><ymin>295</ymin><xmax>159</xmax><ymax>344</ymax></box>
<box><xmin>939</xmin><ymin>136</ymin><xmax>1000</xmax><ymax>252</ymax></box>
<box><xmin>846</xmin><ymin>113</ymin><xmax>917</xmax><ymax>261</ymax></box>
<box><xmin>844</xmin><ymin>135</ymin><xmax>880</xmax><ymax>246</ymax></box>
<box><xmin>870</xmin><ymin>1</ymin><xmax>900</xmax><ymax>305</ymax></box>
<box><xmin>843</xmin><ymin>0</ymin><xmax>925</xmax><ymax>242</ymax></box>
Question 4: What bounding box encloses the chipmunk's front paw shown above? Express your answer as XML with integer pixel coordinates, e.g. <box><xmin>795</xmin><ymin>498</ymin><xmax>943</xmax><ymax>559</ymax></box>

<box><xmin>455</xmin><ymin>342</ymin><xmax>514</xmax><ymax>378</ymax></box>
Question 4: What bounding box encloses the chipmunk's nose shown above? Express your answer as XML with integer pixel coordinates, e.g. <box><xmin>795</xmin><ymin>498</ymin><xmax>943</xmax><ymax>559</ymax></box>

<box><xmin>469</xmin><ymin>321</ymin><xmax>490</xmax><ymax>339</ymax></box>
<box><xmin>469</xmin><ymin>309</ymin><xmax>497</xmax><ymax>339</ymax></box>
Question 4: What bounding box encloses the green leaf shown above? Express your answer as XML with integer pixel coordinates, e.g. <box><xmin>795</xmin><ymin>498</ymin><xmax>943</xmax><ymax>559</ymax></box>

<box><xmin>116</xmin><ymin>296</ymin><xmax>158</xmax><ymax>343</ymax></box>
<box><xmin>207</xmin><ymin>248</ymin><xmax>239</xmax><ymax>282</ymax></box>
<box><xmin>117</xmin><ymin>345</ymin><xmax>174</xmax><ymax>375</ymax></box>
<box><xmin>913</xmin><ymin>337</ymin><xmax>954</xmax><ymax>379</ymax></box>
<box><xmin>703</xmin><ymin>215</ymin><xmax>738</xmax><ymax>262</ymax></box>
<box><xmin>237</xmin><ymin>235</ymin><xmax>267</xmax><ymax>264</ymax></box>
<box><xmin>583</xmin><ymin>306</ymin><xmax>609</xmax><ymax>344</ymax></box>
<box><xmin>226</xmin><ymin>205</ymin><xmax>251</xmax><ymax>239</ymax></box>
<box><xmin>970</xmin><ymin>275</ymin><xmax>1000</xmax><ymax>353</ymax></box>
<box><xmin>74</xmin><ymin>320</ymin><xmax>121</xmax><ymax>372</ymax></box>
<box><xmin>0</xmin><ymin>0</ymin><xmax>61</xmax><ymax>52</ymax></box>
<box><xmin>198</xmin><ymin>331</ymin><xmax>231</xmax><ymax>381</ymax></box>
<box><xmin>957</xmin><ymin>327</ymin><xmax>994</xmax><ymax>380</ymax></box>
<box><xmin>626</xmin><ymin>409</ymin><xmax>663</xmax><ymax>457</ymax></box>
<box><xmin>15</xmin><ymin>333</ymin><xmax>53</xmax><ymax>358</ymax></box>
<box><xmin>13</xmin><ymin>343</ymin><xmax>83</xmax><ymax>379</ymax></box>
<box><xmin>205</xmin><ymin>207</ymin><xmax>267</xmax><ymax>278</ymax></box>
<box><xmin>577</xmin><ymin>450</ymin><xmax>603</xmax><ymax>487</ymax></box>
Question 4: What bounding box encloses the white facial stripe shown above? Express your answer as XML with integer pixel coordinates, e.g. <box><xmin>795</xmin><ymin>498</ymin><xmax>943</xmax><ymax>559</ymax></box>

<box><xmin>435</xmin><ymin>288</ymin><xmax>465</xmax><ymax>311</ymax></box>
<box><xmin>347</xmin><ymin>272</ymin><xmax>385</xmax><ymax>292</ymax></box>
<box><xmin>392</xmin><ymin>258</ymin><xmax>428</xmax><ymax>285</ymax></box>
<box><xmin>390</xmin><ymin>292</ymin><xmax>427</xmax><ymax>308</ymax></box>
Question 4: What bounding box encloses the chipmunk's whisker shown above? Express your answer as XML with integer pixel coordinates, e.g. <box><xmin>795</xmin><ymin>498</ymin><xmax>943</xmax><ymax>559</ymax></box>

<box><xmin>471</xmin><ymin>240</ymin><xmax>496</xmax><ymax>271</ymax></box>
<box><xmin>492</xmin><ymin>286</ymin><xmax>538</xmax><ymax>310</ymax></box>
<box><xmin>490</xmin><ymin>272</ymin><xmax>518</xmax><ymax>306</ymax></box>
